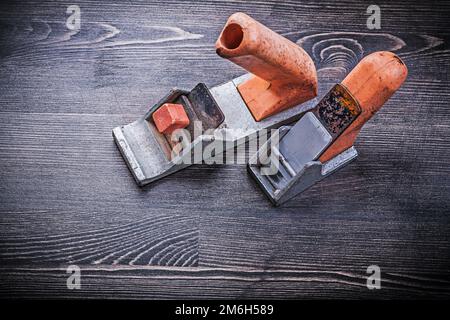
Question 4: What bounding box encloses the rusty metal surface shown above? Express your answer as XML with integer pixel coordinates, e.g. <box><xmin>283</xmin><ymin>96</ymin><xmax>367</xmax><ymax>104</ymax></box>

<box><xmin>187</xmin><ymin>83</ymin><xmax>225</xmax><ymax>130</ymax></box>
<box><xmin>313</xmin><ymin>83</ymin><xmax>361</xmax><ymax>139</ymax></box>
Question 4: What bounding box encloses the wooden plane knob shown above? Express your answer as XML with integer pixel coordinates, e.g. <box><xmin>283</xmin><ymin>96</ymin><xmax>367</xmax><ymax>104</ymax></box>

<box><xmin>215</xmin><ymin>12</ymin><xmax>318</xmax><ymax>121</ymax></box>
<box><xmin>152</xmin><ymin>103</ymin><xmax>190</xmax><ymax>135</ymax></box>
<box><xmin>319</xmin><ymin>51</ymin><xmax>408</xmax><ymax>162</ymax></box>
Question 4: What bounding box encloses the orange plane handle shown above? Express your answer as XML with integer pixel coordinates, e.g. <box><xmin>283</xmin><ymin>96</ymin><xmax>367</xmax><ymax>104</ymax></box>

<box><xmin>319</xmin><ymin>51</ymin><xmax>408</xmax><ymax>162</ymax></box>
<box><xmin>215</xmin><ymin>12</ymin><xmax>318</xmax><ymax>121</ymax></box>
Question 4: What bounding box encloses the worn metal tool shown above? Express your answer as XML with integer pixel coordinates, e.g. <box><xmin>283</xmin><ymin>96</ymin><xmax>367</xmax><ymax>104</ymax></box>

<box><xmin>248</xmin><ymin>51</ymin><xmax>408</xmax><ymax>205</ymax></box>
<box><xmin>113</xmin><ymin>12</ymin><xmax>318</xmax><ymax>186</ymax></box>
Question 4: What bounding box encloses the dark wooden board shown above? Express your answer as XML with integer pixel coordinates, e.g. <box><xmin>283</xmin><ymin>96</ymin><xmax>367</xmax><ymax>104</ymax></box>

<box><xmin>0</xmin><ymin>0</ymin><xmax>449</xmax><ymax>299</ymax></box>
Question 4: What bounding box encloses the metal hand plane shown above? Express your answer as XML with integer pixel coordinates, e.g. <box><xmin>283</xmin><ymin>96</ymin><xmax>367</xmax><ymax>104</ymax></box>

<box><xmin>113</xmin><ymin>12</ymin><xmax>407</xmax><ymax>206</ymax></box>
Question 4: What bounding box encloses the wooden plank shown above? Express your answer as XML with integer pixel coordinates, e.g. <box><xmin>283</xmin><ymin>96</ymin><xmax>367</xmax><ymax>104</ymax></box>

<box><xmin>0</xmin><ymin>265</ymin><xmax>449</xmax><ymax>299</ymax></box>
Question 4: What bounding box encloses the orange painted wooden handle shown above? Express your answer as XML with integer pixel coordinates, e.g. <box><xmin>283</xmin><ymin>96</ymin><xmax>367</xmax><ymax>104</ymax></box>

<box><xmin>319</xmin><ymin>51</ymin><xmax>408</xmax><ymax>162</ymax></box>
<box><xmin>215</xmin><ymin>12</ymin><xmax>318</xmax><ymax>121</ymax></box>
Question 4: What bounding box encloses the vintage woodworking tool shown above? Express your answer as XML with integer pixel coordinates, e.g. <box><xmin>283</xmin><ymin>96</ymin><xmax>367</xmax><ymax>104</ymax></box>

<box><xmin>113</xmin><ymin>12</ymin><xmax>318</xmax><ymax>186</ymax></box>
<box><xmin>248</xmin><ymin>51</ymin><xmax>408</xmax><ymax>205</ymax></box>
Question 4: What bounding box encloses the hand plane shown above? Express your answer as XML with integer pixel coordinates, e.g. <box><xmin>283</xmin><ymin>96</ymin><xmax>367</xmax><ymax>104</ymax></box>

<box><xmin>248</xmin><ymin>51</ymin><xmax>408</xmax><ymax>205</ymax></box>
<box><xmin>113</xmin><ymin>12</ymin><xmax>318</xmax><ymax>186</ymax></box>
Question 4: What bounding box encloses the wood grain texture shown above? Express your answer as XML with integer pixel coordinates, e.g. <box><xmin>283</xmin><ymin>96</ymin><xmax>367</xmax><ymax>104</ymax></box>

<box><xmin>1</xmin><ymin>265</ymin><xmax>450</xmax><ymax>299</ymax></box>
<box><xmin>0</xmin><ymin>0</ymin><xmax>449</xmax><ymax>298</ymax></box>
